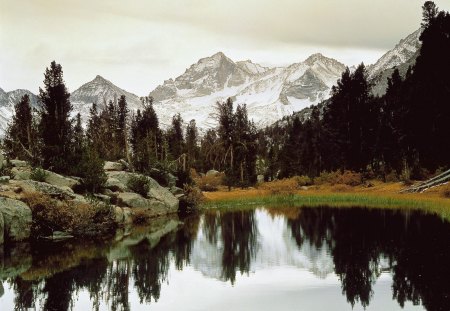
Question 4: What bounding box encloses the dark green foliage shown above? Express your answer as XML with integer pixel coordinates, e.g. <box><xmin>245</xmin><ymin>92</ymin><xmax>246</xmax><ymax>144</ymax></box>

<box><xmin>30</xmin><ymin>167</ymin><xmax>48</xmax><ymax>182</ymax></box>
<box><xmin>213</xmin><ymin>99</ymin><xmax>258</xmax><ymax>188</ymax></box>
<box><xmin>76</xmin><ymin>148</ymin><xmax>107</xmax><ymax>193</ymax></box>
<box><xmin>127</xmin><ymin>175</ymin><xmax>150</xmax><ymax>197</ymax></box>
<box><xmin>167</xmin><ymin>113</ymin><xmax>185</xmax><ymax>161</ymax></box>
<box><xmin>257</xmin><ymin>2</ymin><xmax>450</xmax><ymax>181</ymax></box>
<box><xmin>3</xmin><ymin>94</ymin><xmax>40</xmax><ymax>164</ymax></box>
<box><xmin>130</xmin><ymin>96</ymin><xmax>162</xmax><ymax>172</ymax></box>
<box><xmin>38</xmin><ymin>61</ymin><xmax>73</xmax><ymax>173</ymax></box>
<box><xmin>185</xmin><ymin>119</ymin><xmax>200</xmax><ymax>171</ymax></box>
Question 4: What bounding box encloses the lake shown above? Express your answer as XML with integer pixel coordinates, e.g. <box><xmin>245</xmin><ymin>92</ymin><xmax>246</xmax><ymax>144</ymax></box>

<box><xmin>0</xmin><ymin>206</ymin><xmax>449</xmax><ymax>310</ymax></box>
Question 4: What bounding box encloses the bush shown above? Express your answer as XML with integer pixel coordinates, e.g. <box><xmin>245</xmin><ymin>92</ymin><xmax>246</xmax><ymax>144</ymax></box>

<box><xmin>259</xmin><ymin>178</ymin><xmax>298</xmax><ymax>195</ymax></box>
<box><xmin>315</xmin><ymin>170</ymin><xmax>362</xmax><ymax>186</ymax></box>
<box><xmin>30</xmin><ymin>167</ymin><xmax>48</xmax><ymax>182</ymax></box>
<box><xmin>72</xmin><ymin>148</ymin><xmax>107</xmax><ymax>193</ymax></box>
<box><xmin>336</xmin><ymin>170</ymin><xmax>362</xmax><ymax>186</ymax></box>
<box><xmin>0</xmin><ymin>159</ymin><xmax>14</xmax><ymax>178</ymax></box>
<box><xmin>22</xmin><ymin>192</ymin><xmax>116</xmax><ymax>237</ymax></box>
<box><xmin>295</xmin><ymin>175</ymin><xmax>313</xmax><ymax>187</ymax></box>
<box><xmin>314</xmin><ymin>171</ymin><xmax>341</xmax><ymax>185</ymax></box>
<box><xmin>127</xmin><ymin>175</ymin><xmax>150</xmax><ymax>197</ymax></box>
<box><xmin>385</xmin><ymin>171</ymin><xmax>399</xmax><ymax>182</ymax></box>
<box><xmin>194</xmin><ymin>172</ymin><xmax>225</xmax><ymax>192</ymax></box>
<box><xmin>442</xmin><ymin>184</ymin><xmax>450</xmax><ymax>198</ymax></box>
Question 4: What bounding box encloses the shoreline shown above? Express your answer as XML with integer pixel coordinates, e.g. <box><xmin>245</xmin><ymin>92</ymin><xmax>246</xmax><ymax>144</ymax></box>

<box><xmin>200</xmin><ymin>181</ymin><xmax>450</xmax><ymax>220</ymax></box>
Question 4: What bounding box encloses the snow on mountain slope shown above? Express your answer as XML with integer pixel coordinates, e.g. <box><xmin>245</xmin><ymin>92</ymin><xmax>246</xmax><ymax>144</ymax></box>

<box><xmin>70</xmin><ymin>75</ymin><xmax>143</xmax><ymax>119</ymax></box>
<box><xmin>368</xmin><ymin>28</ymin><xmax>421</xmax><ymax>79</ymax></box>
<box><xmin>150</xmin><ymin>52</ymin><xmax>346</xmax><ymax>129</ymax></box>
<box><xmin>0</xmin><ymin>88</ymin><xmax>39</xmax><ymax>133</ymax></box>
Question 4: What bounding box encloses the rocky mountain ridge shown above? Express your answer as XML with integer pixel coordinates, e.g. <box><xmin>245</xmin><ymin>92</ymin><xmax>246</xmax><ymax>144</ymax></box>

<box><xmin>0</xmin><ymin>29</ymin><xmax>421</xmax><ymax>133</ymax></box>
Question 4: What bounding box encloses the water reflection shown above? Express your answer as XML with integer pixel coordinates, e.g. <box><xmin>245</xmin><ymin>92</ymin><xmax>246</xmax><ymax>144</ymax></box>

<box><xmin>0</xmin><ymin>207</ymin><xmax>449</xmax><ymax>310</ymax></box>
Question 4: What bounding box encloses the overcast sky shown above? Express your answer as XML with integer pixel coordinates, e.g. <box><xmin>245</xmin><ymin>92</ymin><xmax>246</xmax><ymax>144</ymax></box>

<box><xmin>1</xmin><ymin>0</ymin><xmax>449</xmax><ymax>95</ymax></box>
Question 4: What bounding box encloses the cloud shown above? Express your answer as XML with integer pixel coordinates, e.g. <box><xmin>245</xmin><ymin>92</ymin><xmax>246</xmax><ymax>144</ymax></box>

<box><xmin>1</xmin><ymin>0</ymin><xmax>450</xmax><ymax>94</ymax></box>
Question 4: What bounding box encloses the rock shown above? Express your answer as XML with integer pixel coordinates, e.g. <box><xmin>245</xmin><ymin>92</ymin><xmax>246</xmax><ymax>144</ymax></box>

<box><xmin>170</xmin><ymin>186</ymin><xmax>184</xmax><ymax>195</ymax></box>
<box><xmin>257</xmin><ymin>174</ymin><xmax>265</xmax><ymax>183</ymax></box>
<box><xmin>104</xmin><ymin>161</ymin><xmax>124</xmax><ymax>171</ymax></box>
<box><xmin>206</xmin><ymin>169</ymin><xmax>220</xmax><ymax>176</ymax></box>
<box><xmin>117</xmin><ymin>192</ymin><xmax>152</xmax><ymax>208</ymax></box>
<box><xmin>105</xmin><ymin>177</ymin><xmax>126</xmax><ymax>192</ymax></box>
<box><xmin>11</xmin><ymin>167</ymin><xmax>31</xmax><ymax>180</ymax></box>
<box><xmin>10</xmin><ymin>160</ymin><xmax>28</xmax><ymax>167</ymax></box>
<box><xmin>94</xmin><ymin>193</ymin><xmax>111</xmax><ymax>204</ymax></box>
<box><xmin>167</xmin><ymin>173</ymin><xmax>177</xmax><ymax>188</ymax></box>
<box><xmin>15</xmin><ymin>180</ymin><xmax>76</xmax><ymax>200</ymax></box>
<box><xmin>0</xmin><ymin>197</ymin><xmax>32</xmax><ymax>242</ymax></box>
<box><xmin>107</xmin><ymin>171</ymin><xmax>179</xmax><ymax>213</ymax></box>
<box><xmin>118</xmin><ymin>159</ymin><xmax>130</xmax><ymax>170</ymax></box>
<box><xmin>0</xmin><ymin>176</ymin><xmax>10</xmax><ymax>183</ymax></box>
<box><xmin>113</xmin><ymin>206</ymin><xmax>133</xmax><ymax>225</ymax></box>
<box><xmin>44</xmin><ymin>170</ymin><xmax>80</xmax><ymax>189</ymax></box>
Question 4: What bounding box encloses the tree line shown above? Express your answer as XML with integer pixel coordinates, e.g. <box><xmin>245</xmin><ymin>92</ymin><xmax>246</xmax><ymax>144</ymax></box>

<box><xmin>258</xmin><ymin>1</ymin><xmax>450</xmax><ymax>182</ymax></box>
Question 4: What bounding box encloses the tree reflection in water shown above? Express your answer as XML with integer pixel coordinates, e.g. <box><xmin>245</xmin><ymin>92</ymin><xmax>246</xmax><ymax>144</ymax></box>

<box><xmin>2</xmin><ymin>207</ymin><xmax>449</xmax><ymax>311</ymax></box>
<box><xmin>287</xmin><ymin>207</ymin><xmax>450</xmax><ymax>310</ymax></box>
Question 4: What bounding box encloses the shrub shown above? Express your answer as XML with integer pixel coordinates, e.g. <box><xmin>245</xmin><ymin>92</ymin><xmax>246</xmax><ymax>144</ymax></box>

<box><xmin>385</xmin><ymin>171</ymin><xmax>399</xmax><ymax>182</ymax></box>
<box><xmin>72</xmin><ymin>148</ymin><xmax>107</xmax><ymax>193</ymax></box>
<box><xmin>22</xmin><ymin>192</ymin><xmax>116</xmax><ymax>237</ymax></box>
<box><xmin>259</xmin><ymin>178</ymin><xmax>298</xmax><ymax>195</ymax></box>
<box><xmin>295</xmin><ymin>175</ymin><xmax>313</xmax><ymax>187</ymax></box>
<box><xmin>441</xmin><ymin>184</ymin><xmax>450</xmax><ymax>198</ymax></box>
<box><xmin>315</xmin><ymin>170</ymin><xmax>362</xmax><ymax>186</ymax></box>
<box><xmin>314</xmin><ymin>171</ymin><xmax>340</xmax><ymax>185</ymax></box>
<box><xmin>194</xmin><ymin>172</ymin><xmax>225</xmax><ymax>192</ymax></box>
<box><xmin>127</xmin><ymin>175</ymin><xmax>150</xmax><ymax>197</ymax></box>
<box><xmin>0</xmin><ymin>159</ymin><xmax>14</xmax><ymax>178</ymax></box>
<box><xmin>30</xmin><ymin>167</ymin><xmax>48</xmax><ymax>182</ymax></box>
<box><xmin>336</xmin><ymin>170</ymin><xmax>362</xmax><ymax>186</ymax></box>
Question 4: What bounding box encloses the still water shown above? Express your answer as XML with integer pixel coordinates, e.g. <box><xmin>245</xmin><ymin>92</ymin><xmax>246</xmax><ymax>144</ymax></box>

<box><xmin>0</xmin><ymin>206</ymin><xmax>449</xmax><ymax>311</ymax></box>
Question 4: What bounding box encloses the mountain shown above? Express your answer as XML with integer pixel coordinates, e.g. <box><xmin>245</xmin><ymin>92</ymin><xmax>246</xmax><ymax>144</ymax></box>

<box><xmin>0</xmin><ymin>88</ymin><xmax>39</xmax><ymax>133</ymax></box>
<box><xmin>150</xmin><ymin>52</ymin><xmax>346</xmax><ymax>129</ymax></box>
<box><xmin>71</xmin><ymin>75</ymin><xmax>143</xmax><ymax>119</ymax></box>
<box><xmin>369</xmin><ymin>29</ymin><xmax>421</xmax><ymax>96</ymax></box>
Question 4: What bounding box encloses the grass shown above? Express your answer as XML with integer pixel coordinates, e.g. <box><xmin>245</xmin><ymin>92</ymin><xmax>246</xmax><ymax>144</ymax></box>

<box><xmin>200</xmin><ymin>181</ymin><xmax>450</xmax><ymax>221</ymax></box>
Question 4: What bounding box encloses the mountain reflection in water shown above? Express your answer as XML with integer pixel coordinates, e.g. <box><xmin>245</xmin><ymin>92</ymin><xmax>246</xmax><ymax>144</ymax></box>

<box><xmin>0</xmin><ymin>207</ymin><xmax>449</xmax><ymax>311</ymax></box>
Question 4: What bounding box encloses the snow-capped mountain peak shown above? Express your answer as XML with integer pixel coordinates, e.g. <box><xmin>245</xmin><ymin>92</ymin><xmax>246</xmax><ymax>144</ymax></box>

<box><xmin>367</xmin><ymin>28</ymin><xmax>421</xmax><ymax>79</ymax></box>
<box><xmin>70</xmin><ymin>75</ymin><xmax>142</xmax><ymax>120</ymax></box>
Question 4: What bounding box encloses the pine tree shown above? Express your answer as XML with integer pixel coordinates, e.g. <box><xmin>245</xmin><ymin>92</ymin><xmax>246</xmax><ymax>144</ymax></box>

<box><xmin>38</xmin><ymin>61</ymin><xmax>73</xmax><ymax>173</ymax></box>
<box><xmin>185</xmin><ymin>119</ymin><xmax>200</xmax><ymax>171</ymax></box>
<box><xmin>3</xmin><ymin>94</ymin><xmax>33</xmax><ymax>160</ymax></box>
<box><xmin>168</xmin><ymin>113</ymin><xmax>185</xmax><ymax>161</ymax></box>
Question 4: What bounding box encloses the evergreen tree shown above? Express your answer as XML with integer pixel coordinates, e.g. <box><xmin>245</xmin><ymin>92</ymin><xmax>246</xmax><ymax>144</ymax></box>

<box><xmin>3</xmin><ymin>94</ymin><xmax>38</xmax><ymax>162</ymax></box>
<box><xmin>167</xmin><ymin>113</ymin><xmax>185</xmax><ymax>161</ymax></box>
<box><xmin>38</xmin><ymin>61</ymin><xmax>73</xmax><ymax>173</ymax></box>
<box><xmin>185</xmin><ymin>119</ymin><xmax>200</xmax><ymax>171</ymax></box>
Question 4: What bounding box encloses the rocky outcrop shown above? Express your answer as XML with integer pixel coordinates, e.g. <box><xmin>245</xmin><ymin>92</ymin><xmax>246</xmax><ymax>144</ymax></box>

<box><xmin>43</xmin><ymin>170</ymin><xmax>80</xmax><ymax>190</ymax></box>
<box><xmin>0</xmin><ymin>197</ymin><xmax>32</xmax><ymax>243</ymax></box>
<box><xmin>107</xmin><ymin>171</ymin><xmax>179</xmax><ymax>212</ymax></box>
<box><xmin>104</xmin><ymin>161</ymin><xmax>125</xmax><ymax>171</ymax></box>
<box><xmin>15</xmin><ymin>180</ymin><xmax>76</xmax><ymax>200</ymax></box>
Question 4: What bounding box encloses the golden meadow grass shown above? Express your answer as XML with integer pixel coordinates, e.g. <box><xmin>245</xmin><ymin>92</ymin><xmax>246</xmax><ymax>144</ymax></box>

<box><xmin>201</xmin><ymin>181</ymin><xmax>450</xmax><ymax>221</ymax></box>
